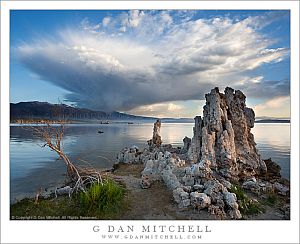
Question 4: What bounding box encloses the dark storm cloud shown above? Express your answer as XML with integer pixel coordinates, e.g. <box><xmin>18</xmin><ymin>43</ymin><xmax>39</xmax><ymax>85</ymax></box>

<box><xmin>15</xmin><ymin>10</ymin><xmax>289</xmax><ymax>112</ymax></box>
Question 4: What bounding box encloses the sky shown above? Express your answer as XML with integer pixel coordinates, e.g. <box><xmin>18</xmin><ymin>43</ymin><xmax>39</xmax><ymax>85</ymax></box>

<box><xmin>10</xmin><ymin>10</ymin><xmax>290</xmax><ymax>118</ymax></box>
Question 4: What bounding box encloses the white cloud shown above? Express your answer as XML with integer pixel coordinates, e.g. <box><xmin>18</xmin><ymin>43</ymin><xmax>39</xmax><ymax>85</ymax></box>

<box><xmin>250</xmin><ymin>76</ymin><xmax>264</xmax><ymax>84</ymax></box>
<box><xmin>128</xmin><ymin>102</ymin><xmax>184</xmax><ymax>118</ymax></box>
<box><xmin>15</xmin><ymin>10</ymin><xmax>290</xmax><ymax>114</ymax></box>
<box><xmin>254</xmin><ymin>96</ymin><xmax>290</xmax><ymax>117</ymax></box>
<box><xmin>127</xmin><ymin>101</ymin><xmax>205</xmax><ymax>118</ymax></box>
<box><xmin>102</xmin><ymin>17</ymin><xmax>111</xmax><ymax>27</ymax></box>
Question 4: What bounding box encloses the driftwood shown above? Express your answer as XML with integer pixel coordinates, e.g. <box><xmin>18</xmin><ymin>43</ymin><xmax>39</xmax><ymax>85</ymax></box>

<box><xmin>26</xmin><ymin>119</ymin><xmax>102</xmax><ymax>196</ymax></box>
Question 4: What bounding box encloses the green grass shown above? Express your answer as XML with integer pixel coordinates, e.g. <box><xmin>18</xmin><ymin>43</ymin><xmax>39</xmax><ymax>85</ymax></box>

<box><xmin>230</xmin><ymin>184</ymin><xmax>265</xmax><ymax>216</ymax></box>
<box><xmin>10</xmin><ymin>196</ymin><xmax>80</xmax><ymax>219</ymax></box>
<box><xmin>79</xmin><ymin>179</ymin><xmax>126</xmax><ymax>217</ymax></box>
<box><xmin>10</xmin><ymin>180</ymin><xmax>127</xmax><ymax>220</ymax></box>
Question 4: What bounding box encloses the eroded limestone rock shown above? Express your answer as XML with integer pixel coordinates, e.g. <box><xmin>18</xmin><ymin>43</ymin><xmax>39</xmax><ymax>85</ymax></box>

<box><xmin>190</xmin><ymin>192</ymin><xmax>211</xmax><ymax>209</ymax></box>
<box><xmin>115</xmin><ymin>86</ymin><xmax>289</xmax><ymax>220</ymax></box>
<box><xmin>147</xmin><ymin>119</ymin><xmax>162</xmax><ymax>149</ymax></box>
<box><xmin>182</xmin><ymin>136</ymin><xmax>192</xmax><ymax>153</ymax></box>
<box><xmin>191</xmin><ymin>87</ymin><xmax>268</xmax><ymax>180</ymax></box>
<box><xmin>173</xmin><ymin>187</ymin><xmax>190</xmax><ymax>208</ymax></box>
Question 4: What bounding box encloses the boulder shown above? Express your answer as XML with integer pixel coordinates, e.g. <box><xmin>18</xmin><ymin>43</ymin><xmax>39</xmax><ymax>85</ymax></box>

<box><xmin>190</xmin><ymin>192</ymin><xmax>211</xmax><ymax>209</ymax></box>
<box><xmin>173</xmin><ymin>187</ymin><xmax>191</xmax><ymax>208</ymax></box>
<box><xmin>193</xmin><ymin>184</ymin><xmax>205</xmax><ymax>192</ymax></box>
<box><xmin>274</xmin><ymin>182</ymin><xmax>289</xmax><ymax>196</ymax></box>
<box><xmin>161</xmin><ymin>169</ymin><xmax>181</xmax><ymax>190</ymax></box>
<box><xmin>223</xmin><ymin>192</ymin><xmax>238</xmax><ymax>209</ymax></box>
<box><xmin>204</xmin><ymin>180</ymin><xmax>225</xmax><ymax>196</ymax></box>
<box><xmin>140</xmin><ymin>175</ymin><xmax>151</xmax><ymax>189</ymax></box>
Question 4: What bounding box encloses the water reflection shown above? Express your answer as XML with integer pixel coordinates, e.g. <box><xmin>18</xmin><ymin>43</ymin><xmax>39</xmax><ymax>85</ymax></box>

<box><xmin>252</xmin><ymin>123</ymin><xmax>290</xmax><ymax>179</ymax></box>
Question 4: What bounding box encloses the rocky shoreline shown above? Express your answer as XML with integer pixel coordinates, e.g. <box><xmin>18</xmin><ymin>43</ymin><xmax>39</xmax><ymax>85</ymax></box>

<box><xmin>114</xmin><ymin>87</ymin><xmax>290</xmax><ymax>220</ymax></box>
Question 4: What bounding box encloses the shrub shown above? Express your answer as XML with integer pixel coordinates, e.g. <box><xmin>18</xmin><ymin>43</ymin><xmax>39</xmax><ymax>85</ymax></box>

<box><xmin>79</xmin><ymin>180</ymin><xmax>125</xmax><ymax>216</ymax></box>
<box><xmin>230</xmin><ymin>184</ymin><xmax>265</xmax><ymax>215</ymax></box>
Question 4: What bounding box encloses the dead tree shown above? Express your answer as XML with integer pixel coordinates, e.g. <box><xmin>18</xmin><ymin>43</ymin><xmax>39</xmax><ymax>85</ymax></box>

<box><xmin>28</xmin><ymin>106</ymin><xmax>102</xmax><ymax>194</ymax></box>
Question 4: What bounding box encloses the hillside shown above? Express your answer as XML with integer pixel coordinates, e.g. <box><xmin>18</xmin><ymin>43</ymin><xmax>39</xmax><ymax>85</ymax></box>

<box><xmin>10</xmin><ymin>102</ymin><xmax>156</xmax><ymax>122</ymax></box>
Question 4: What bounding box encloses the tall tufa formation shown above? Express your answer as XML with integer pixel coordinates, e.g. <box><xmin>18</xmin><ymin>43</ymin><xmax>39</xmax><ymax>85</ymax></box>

<box><xmin>190</xmin><ymin>87</ymin><xmax>266</xmax><ymax>181</ymax></box>
<box><xmin>188</xmin><ymin>116</ymin><xmax>202</xmax><ymax>163</ymax></box>
<box><xmin>147</xmin><ymin>119</ymin><xmax>162</xmax><ymax>149</ymax></box>
<box><xmin>116</xmin><ymin>86</ymin><xmax>289</xmax><ymax>219</ymax></box>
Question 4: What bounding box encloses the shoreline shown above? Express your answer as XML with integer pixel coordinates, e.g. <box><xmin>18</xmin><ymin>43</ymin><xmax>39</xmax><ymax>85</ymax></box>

<box><xmin>10</xmin><ymin>162</ymin><xmax>290</xmax><ymax>220</ymax></box>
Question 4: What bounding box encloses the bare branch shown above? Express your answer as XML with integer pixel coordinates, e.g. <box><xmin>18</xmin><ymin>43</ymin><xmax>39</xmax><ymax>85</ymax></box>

<box><xmin>22</xmin><ymin>105</ymin><xmax>102</xmax><ymax>196</ymax></box>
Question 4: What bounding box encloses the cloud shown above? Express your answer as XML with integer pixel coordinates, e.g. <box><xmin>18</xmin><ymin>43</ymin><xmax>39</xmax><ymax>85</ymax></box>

<box><xmin>249</xmin><ymin>76</ymin><xmax>264</xmax><ymax>84</ymax></box>
<box><xmin>253</xmin><ymin>96</ymin><xmax>290</xmax><ymax>117</ymax></box>
<box><xmin>15</xmin><ymin>10</ymin><xmax>289</xmax><ymax>113</ymax></box>
<box><xmin>127</xmin><ymin>100</ymin><xmax>205</xmax><ymax>118</ymax></box>
<box><xmin>128</xmin><ymin>102</ymin><xmax>185</xmax><ymax>118</ymax></box>
<box><xmin>235</xmin><ymin>79</ymin><xmax>290</xmax><ymax>99</ymax></box>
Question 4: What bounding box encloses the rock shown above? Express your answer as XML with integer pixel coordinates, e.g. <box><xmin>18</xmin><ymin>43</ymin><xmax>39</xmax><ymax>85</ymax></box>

<box><xmin>173</xmin><ymin>187</ymin><xmax>191</xmax><ymax>208</ymax></box>
<box><xmin>123</xmin><ymin>150</ymin><xmax>136</xmax><ymax>163</ymax></box>
<box><xmin>182</xmin><ymin>136</ymin><xmax>192</xmax><ymax>153</ymax></box>
<box><xmin>130</xmin><ymin>145</ymin><xmax>139</xmax><ymax>152</ymax></box>
<box><xmin>116</xmin><ymin>151</ymin><xmax>124</xmax><ymax>163</ymax></box>
<box><xmin>280</xmin><ymin>204</ymin><xmax>290</xmax><ymax>219</ymax></box>
<box><xmin>192</xmin><ymin>87</ymin><xmax>267</xmax><ymax>180</ymax></box>
<box><xmin>200</xmin><ymin>127</ymin><xmax>216</xmax><ymax>168</ymax></box>
<box><xmin>140</xmin><ymin>174</ymin><xmax>151</xmax><ymax>189</ymax></box>
<box><xmin>164</xmin><ymin>151</ymin><xmax>171</xmax><ymax>158</ymax></box>
<box><xmin>190</xmin><ymin>116</ymin><xmax>203</xmax><ymax>163</ymax></box>
<box><xmin>223</xmin><ymin>192</ymin><xmax>238</xmax><ymax>209</ymax></box>
<box><xmin>218</xmin><ymin>178</ymin><xmax>232</xmax><ymax>189</ymax></box>
<box><xmin>264</xmin><ymin>158</ymin><xmax>281</xmax><ymax>179</ymax></box>
<box><xmin>173</xmin><ymin>188</ymin><xmax>185</xmax><ymax>203</ymax></box>
<box><xmin>141</xmin><ymin>159</ymin><xmax>159</xmax><ymax>181</ymax></box>
<box><xmin>192</xmin><ymin>160</ymin><xmax>212</xmax><ymax>179</ymax></box>
<box><xmin>116</xmin><ymin>146</ymin><xmax>143</xmax><ymax>164</ymax></box>
<box><xmin>180</xmin><ymin>199</ymin><xmax>191</xmax><ymax>208</ymax></box>
<box><xmin>274</xmin><ymin>182</ymin><xmax>289</xmax><ymax>196</ymax></box>
<box><xmin>55</xmin><ymin>186</ymin><xmax>72</xmax><ymax>198</ymax></box>
<box><xmin>223</xmin><ymin>192</ymin><xmax>242</xmax><ymax>219</ymax></box>
<box><xmin>147</xmin><ymin>119</ymin><xmax>162</xmax><ymax>149</ymax></box>
<box><xmin>116</xmin><ymin>86</ymin><xmax>289</xmax><ymax>220</ymax></box>
<box><xmin>182</xmin><ymin>175</ymin><xmax>195</xmax><ymax>186</ymax></box>
<box><xmin>193</xmin><ymin>184</ymin><xmax>205</xmax><ymax>192</ymax></box>
<box><xmin>185</xmin><ymin>166</ymin><xmax>193</xmax><ymax>175</ymax></box>
<box><xmin>161</xmin><ymin>169</ymin><xmax>181</xmax><ymax>190</ymax></box>
<box><xmin>182</xmin><ymin>186</ymin><xmax>192</xmax><ymax>192</ymax></box>
<box><xmin>190</xmin><ymin>192</ymin><xmax>211</xmax><ymax>209</ymax></box>
<box><xmin>228</xmin><ymin>209</ymin><xmax>242</xmax><ymax>219</ymax></box>
<box><xmin>208</xmin><ymin>205</ymin><xmax>226</xmax><ymax>219</ymax></box>
<box><xmin>242</xmin><ymin>180</ymin><xmax>258</xmax><ymax>191</ymax></box>
<box><xmin>204</xmin><ymin>180</ymin><xmax>225</xmax><ymax>196</ymax></box>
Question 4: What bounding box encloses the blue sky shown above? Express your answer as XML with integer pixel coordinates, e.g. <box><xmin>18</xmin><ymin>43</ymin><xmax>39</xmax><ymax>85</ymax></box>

<box><xmin>10</xmin><ymin>10</ymin><xmax>290</xmax><ymax>118</ymax></box>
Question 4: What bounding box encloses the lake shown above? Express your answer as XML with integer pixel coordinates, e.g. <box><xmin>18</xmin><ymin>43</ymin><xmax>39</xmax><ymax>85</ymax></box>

<box><xmin>10</xmin><ymin>122</ymin><xmax>290</xmax><ymax>202</ymax></box>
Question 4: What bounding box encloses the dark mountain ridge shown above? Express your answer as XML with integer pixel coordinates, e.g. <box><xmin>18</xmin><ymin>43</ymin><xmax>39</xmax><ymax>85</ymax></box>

<box><xmin>10</xmin><ymin>101</ymin><xmax>156</xmax><ymax>121</ymax></box>
<box><xmin>10</xmin><ymin>101</ymin><xmax>290</xmax><ymax>123</ymax></box>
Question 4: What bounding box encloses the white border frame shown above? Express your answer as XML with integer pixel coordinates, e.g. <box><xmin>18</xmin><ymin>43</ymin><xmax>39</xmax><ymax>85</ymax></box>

<box><xmin>1</xmin><ymin>1</ymin><xmax>299</xmax><ymax>243</ymax></box>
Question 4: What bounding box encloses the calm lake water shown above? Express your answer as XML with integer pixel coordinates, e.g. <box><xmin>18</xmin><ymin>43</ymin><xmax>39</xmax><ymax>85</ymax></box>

<box><xmin>10</xmin><ymin>122</ymin><xmax>290</xmax><ymax>202</ymax></box>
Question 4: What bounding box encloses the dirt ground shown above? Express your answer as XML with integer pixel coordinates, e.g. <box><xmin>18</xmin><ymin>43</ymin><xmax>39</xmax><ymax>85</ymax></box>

<box><xmin>111</xmin><ymin>164</ymin><xmax>215</xmax><ymax>220</ymax></box>
<box><xmin>109</xmin><ymin>164</ymin><xmax>287</xmax><ymax>220</ymax></box>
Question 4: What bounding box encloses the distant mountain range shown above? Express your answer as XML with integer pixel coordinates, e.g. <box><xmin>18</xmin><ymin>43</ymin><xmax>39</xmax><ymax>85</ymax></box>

<box><xmin>10</xmin><ymin>101</ymin><xmax>290</xmax><ymax>123</ymax></box>
<box><xmin>255</xmin><ymin>119</ymin><xmax>290</xmax><ymax>123</ymax></box>
<box><xmin>10</xmin><ymin>101</ymin><xmax>156</xmax><ymax>122</ymax></box>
